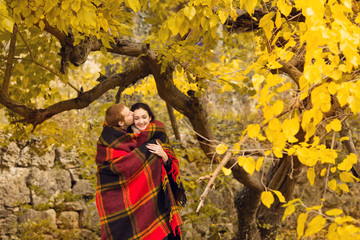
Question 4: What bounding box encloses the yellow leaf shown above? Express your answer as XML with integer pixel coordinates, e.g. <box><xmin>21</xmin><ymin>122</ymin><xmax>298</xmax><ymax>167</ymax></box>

<box><xmin>338</xmin><ymin>153</ymin><xmax>358</xmax><ymax>171</ymax></box>
<box><xmin>222</xmin><ymin>167</ymin><xmax>232</xmax><ymax>176</ymax></box>
<box><xmin>304</xmin><ymin>215</ymin><xmax>326</xmax><ymax>236</ymax></box>
<box><xmin>101</xmin><ymin>37</ymin><xmax>112</xmax><ymax>49</ymax></box>
<box><xmin>282</xmin><ymin>117</ymin><xmax>300</xmax><ymax>143</ymax></box>
<box><xmin>275</xmin><ymin>11</ymin><xmax>282</xmax><ymax>29</ymax></box>
<box><xmin>325</xmin><ymin>119</ymin><xmax>342</xmax><ymax>133</ymax></box>
<box><xmin>184</xmin><ymin>6</ymin><xmax>196</xmax><ymax>20</ymax></box>
<box><xmin>337</xmin><ymin>87</ymin><xmax>349</xmax><ymax>107</ymax></box>
<box><xmin>233</xmin><ymin>142</ymin><xmax>241</xmax><ymax>154</ymax></box>
<box><xmin>244</xmin><ymin>0</ymin><xmax>258</xmax><ymax>15</ymax></box>
<box><xmin>259</xmin><ymin>12</ymin><xmax>275</xmax><ymax>39</ymax></box>
<box><xmin>243</xmin><ymin>157</ymin><xmax>256</xmax><ymax>175</ymax></box>
<box><xmin>267</xmin><ymin>59</ymin><xmax>283</xmax><ymax>69</ymax></box>
<box><xmin>247</xmin><ymin>124</ymin><xmax>260</xmax><ymax>139</ymax></box>
<box><xmin>282</xmin><ymin>204</ymin><xmax>295</xmax><ymax>221</ymax></box>
<box><xmin>328</xmin><ymin>82</ymin><xmax>339</xmax><ymax>95</ymax></box>
<box><xmin>258</xmin><ymin>134</ymin><xmax>267</xmax><ymax>141</ymax></box>
<box><xmin>311</xmin><ymin>85</ymin><xmax>331</xmax><ymax>113</ymax></box>
<box><xmin>325</xmin><ymin>209</ymin><xmax>343</xmax><ymax>216</ymax></box>
<box><xmin>296</xmin><ymin>147</ymin><xmax>318</xmax><ymax>167</ymax></box>
<box><xmin>261</xmin><ymin>191</ymin><xmax>274</xmax><ymax>208</ymax></box>
<box><xmin>272</xmin><ymin>190</ymin><xmax>286</xmax><ymax>203</ymax></box>
<box><xmin>338</xmin><ymin>183</ymin><xmax>349</xmax><ymax>192</ymax></box>
<box><xmin>297</xmin><ymin>213</ymin><xmax>307</xmax><ymax>239</ymax></box>
<box><xmin>218</xmin><ymin>10</ymin><xmax>228</xmax><ymax>24</ymax></box>
<box><xmin>2</xmin><ymin>18</ymin><xmax>14</xmax><ymax>33</ymax></box>
<box><xmin>71</xmin><ymin>0</ymin><xmax>81</xmax><ymax>12</ymax></box>
<box><xmin>216</xmin><ymin>144</ymin><xmax>228</xmax><ymax>155</ymax></box>
<box><xmin>126</xmin><ymin>0</ymin><xmax>141</xmax><ymax>12</ymax></box>
<box><xmin>209</xmin><ymin>14</ymin><xmax>219</xmax><ymax>28</ymax></box>
<box><xmin>256</xmin><ymin>157</ymin><xmax>264</xmax><ymax>171</ymax></box>
<box><xmin>272</xmin><ymin>100</ymin><xmax>284</xmax><ymax>116</ymax></box>
<box><xmin>61</xmin><ymin>0</ymin><xmax>70</xmax><ymax>11</ymax></box>
<box><xmin>168</xmin><ymin>17</ymin><xmax>179</xmax><ymax>35</ymax></box>
<box><xmin>339</xmin><ymin>172</ymin><xmax>355</xmax><ymax>183</ymax></box>
<box><xmin>252</xmin><ymin>74</ymin><xmax>265</xmax><ymax>91</ymax></box>
<box><xmin>326</xmin><ymin>223</ymin><xmax>338</xmax><ymax>240</ymax></box>
<box><xmin>238</xmin><ymin>156</ymin><xmax>245</xmax><ymax>166</ymax></box>
<box><xmin>307</xmin><ymin>168</ymin><xmax>315</xmax><ymax>186</ymax></box>
<box><xmin>265</xmin><ymin>150</ymin><xmax>272</xmax><ymax>156</ymax></box>
<box><xmin>277</xmin><ymin>0</ymin><xmax>292</xmax><ymax>16</ymax></box>
<box><xmin>284</xmin><ymin>198</ymin><xmax>301</xmax><ymax>207</ymax></box>
<box><xmin>100</xmin><ymin>18</ymin><xmax>109</xmax><ymax>32</ymax></box>
<box><xmin>306</xmin><ymin>205</ymin><xmax>322</xmax><ymax>211</ymax></box>
<box><xmin>339</xmin><ymin>137</ymin><xmax>349</xmax><ymax>142</ymax></box>
<box><xmin>334</xmin><ymin>216</ymin><xmax>355</xmax><ymax>224</ymax></box>
<box><xmin>277</xmin><ymin>82</ymin><xmax>292</xmax><ymax>93</ymax></box>
<box><xmin>320</xmin><ymin>168</ymin><xmax>327</xmax><ymax>177</ymax></box>
<box><xmin>158</xmin><ymin>27</ymin><xmax>169</xmax><ymax>43</ymax></box>
<box><xmin>328</xmin><ymin>179</ymin><xmax>337</xmax><ymax>191</ymax></box>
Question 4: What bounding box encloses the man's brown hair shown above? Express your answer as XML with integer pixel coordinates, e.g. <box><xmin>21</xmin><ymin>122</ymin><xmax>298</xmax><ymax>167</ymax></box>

<box><xmin>105</xmin><ymin>103</ymin><xmax>125</xmax><ymax>127</ymax></box>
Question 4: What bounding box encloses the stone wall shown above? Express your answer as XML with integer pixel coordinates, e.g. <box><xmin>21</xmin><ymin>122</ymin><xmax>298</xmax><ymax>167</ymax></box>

<box><xmin>0</xmin><ymin>137</ymin><xmax>241</xmax><ymax>239</ymax></box>
<box><xmin>0</xmin><ymin>141</ymin><xmax>100</xmax><ymax>239</ymax></box>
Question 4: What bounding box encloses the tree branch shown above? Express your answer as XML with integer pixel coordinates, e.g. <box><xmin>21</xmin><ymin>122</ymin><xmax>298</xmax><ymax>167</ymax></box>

<box><xmin>2</xmin><ymin>61</ymin><xmax>150</xmax><ymax>125</ymax></box>
<box><xmin>3</xmin><ymin>24</ymin><xmax>18</xmax><ymax>94</ymax></box>
<box><xmin>279</xmin><ymin>60</ymin><xmax>302</xmax><ymax>88</ymax></box>
<box><xmin>196</xmin><ymin>151</ymin><xmax>233</xmax><ymax>212</ymax></box>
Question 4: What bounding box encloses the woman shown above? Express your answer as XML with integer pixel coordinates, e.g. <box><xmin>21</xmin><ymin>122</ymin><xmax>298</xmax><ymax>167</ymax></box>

<box><xmin>130</xmin><ymin>103</ymin><xmax>168</xmax><ymax>163</ymax></box>
<box><xmin>130</xmin><ymin>103</ymin><xmax>186</xmax><ymax>240</ymax></box>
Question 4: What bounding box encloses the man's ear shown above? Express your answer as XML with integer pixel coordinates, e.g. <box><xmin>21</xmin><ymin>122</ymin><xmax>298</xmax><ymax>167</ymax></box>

<box><xmin>118</xmin><ymin>121</ymin><xmax>124</xmax><ymax>127</ymax></box>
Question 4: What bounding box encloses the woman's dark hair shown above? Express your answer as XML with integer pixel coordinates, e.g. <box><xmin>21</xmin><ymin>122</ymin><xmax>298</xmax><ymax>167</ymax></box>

<box><xmin>130</xmin><ymin>102</ymin><xmax>155</xmax><ymax>122</ymax></box>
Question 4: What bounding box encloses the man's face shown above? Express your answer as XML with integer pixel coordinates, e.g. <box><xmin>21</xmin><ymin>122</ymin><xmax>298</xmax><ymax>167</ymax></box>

<box><xmin>119</xmin><ymin>106</ymin><xmax>133</xmax><ymax>129</ymax></box>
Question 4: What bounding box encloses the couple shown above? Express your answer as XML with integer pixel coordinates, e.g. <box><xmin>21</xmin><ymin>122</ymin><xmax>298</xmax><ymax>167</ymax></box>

<box><xmin>95</xmin><ymin>103</ymin><xmax>186</xmax><ymax>240</ymax></box>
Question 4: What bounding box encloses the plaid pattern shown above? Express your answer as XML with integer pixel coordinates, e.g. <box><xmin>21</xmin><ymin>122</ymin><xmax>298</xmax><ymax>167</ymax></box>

<box><xmin>95</xmin><ymin>120</ymin><xmax>185</xmax><ymax>240</ymax></box>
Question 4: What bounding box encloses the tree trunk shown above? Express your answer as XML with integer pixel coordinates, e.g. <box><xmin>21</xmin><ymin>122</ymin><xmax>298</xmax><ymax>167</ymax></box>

<box><xmin>166</xmin><ymin>102</ymin><xmax>181</xmax><ymax>141</ymax></box>
<box><xmin>234</xmin><ymin>187</ymin><xmax>262</xmax><ymax>240</ymax></box>
<box><xmin>255</xmin><ymin>128</ymin><xmax>306</xmax><ymax>239</ymax></box>
<box><xmin>256</xmin><ymin>155</ymin><xmax>303</xmax><ymax>239</ymax></box>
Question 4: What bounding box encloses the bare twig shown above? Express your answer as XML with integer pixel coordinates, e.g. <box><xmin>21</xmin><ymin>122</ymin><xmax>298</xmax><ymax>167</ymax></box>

<box><xmin>196</xmin><ymin>151</ymin><xmax>232</xmax><ymax>212</ymax></box>
<box><xmin>13</xmin><ymin>57</ymin><xmax>60</xmax><ymax>77</ymax></box>
<box><xmin>181</xmin><ymin>119</ymin><xmax>220</xmax><ymax>144</ymax></box>
<box><xmin>196</xmin><ymin>175</ymin><xmax>212</xmax><ymax>183</ymax></box>
<box><xmin>322</xmin><ymin>131</ymin><xmax>336</xmax><ymax>200</ymax></box>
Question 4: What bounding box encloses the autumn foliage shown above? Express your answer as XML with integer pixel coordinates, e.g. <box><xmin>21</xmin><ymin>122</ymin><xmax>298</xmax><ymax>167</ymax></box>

<box><xmin>1</xmin><ymin>0</ymin><xmax>360</xmax><ymax>239</ymax></box>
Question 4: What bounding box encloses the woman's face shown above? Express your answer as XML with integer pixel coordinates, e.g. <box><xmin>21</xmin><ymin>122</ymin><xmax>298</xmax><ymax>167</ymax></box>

<box><xmin>133</xmin><ymin>108</ymin><xmax>152</xmax><ymax>131</ymax></box>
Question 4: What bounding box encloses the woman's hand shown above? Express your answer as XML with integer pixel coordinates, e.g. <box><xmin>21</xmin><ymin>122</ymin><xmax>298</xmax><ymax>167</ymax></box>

<box><xmin>146</xmin><ymin>140</ymin><xmax>168</xmax><ymax>162</ymax></box>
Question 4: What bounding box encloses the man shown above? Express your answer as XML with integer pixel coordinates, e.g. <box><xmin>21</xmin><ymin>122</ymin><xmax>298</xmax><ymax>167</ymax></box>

<box><xmin>95</xmin><ymin>103</ymin><xmax>184</xmax><ymax>240</ymax></box>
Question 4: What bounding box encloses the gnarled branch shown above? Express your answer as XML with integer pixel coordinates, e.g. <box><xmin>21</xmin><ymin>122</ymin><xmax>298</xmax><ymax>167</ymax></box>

<box><xmin>1</xmin><ymin>61</ymin><xmax>150</xmax><ymax>126</ymax></box>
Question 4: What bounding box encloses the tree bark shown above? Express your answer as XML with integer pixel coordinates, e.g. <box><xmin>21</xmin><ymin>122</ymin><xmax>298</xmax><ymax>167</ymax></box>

<box><xmin>256</xmin><ymin>155</ymin><xmax>303</xmax><ymax>239</ymax></box>
<box><xmin>234</xmin><ymin>187</ymin><xmax>262</xmax><ymax>240</ymax></box>
<box><xmin>166</xmin><ymin>102</ymin><xmax>181</xmax><ymax>141</ymax></box>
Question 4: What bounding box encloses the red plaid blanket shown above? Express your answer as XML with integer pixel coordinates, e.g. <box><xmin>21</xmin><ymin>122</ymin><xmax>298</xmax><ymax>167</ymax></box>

<box><xmin>95</xmin><ymin>120</ymin><xmax>185</xmax><ymax>240</ymax></box>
